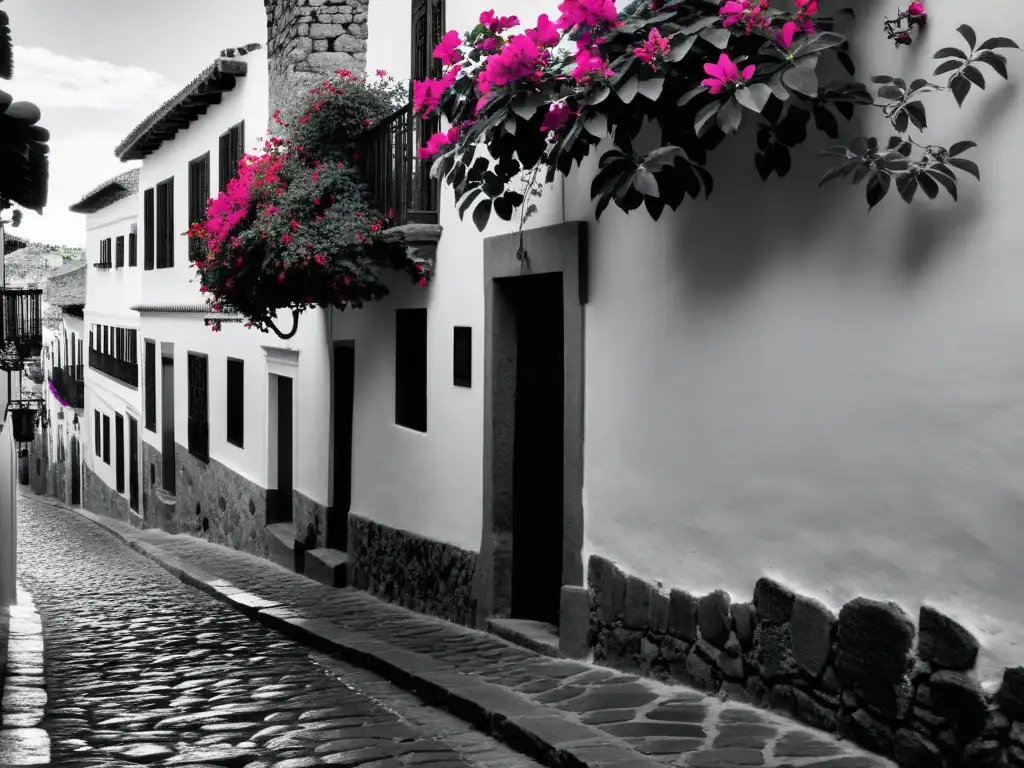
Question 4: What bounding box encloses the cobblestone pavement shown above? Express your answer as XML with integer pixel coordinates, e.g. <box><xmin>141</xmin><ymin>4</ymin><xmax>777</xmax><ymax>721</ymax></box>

<box><xmin>12</xmin><ymin>495</ymin><xmax>548</xmax><ymax>768</ymax></box>
<box><xmin>17</xmin><ymin>493</ymin><xmax>894</xmax><ymax>768</ymax></box>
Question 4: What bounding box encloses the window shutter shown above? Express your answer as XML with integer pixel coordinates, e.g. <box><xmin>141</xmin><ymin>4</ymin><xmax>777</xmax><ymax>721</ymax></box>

<box><xmin>232</xmin><ymin>122</ymin><xmax>244</xmax><ymax>172</ymax></box>
<box><xmin>116</xmin><ymin>236</ymin><xmax>125</xmax><ymax>268</ymax></box>
<box><xmin>144</xmin><ymin>188</ymin><xmax>155</xmax><ymax>270</ymax></box>
<box><xmin>219</xmin><ymin>131</ymin><xmax>231</xmax><ymax>192</ymax></box>
<box><xmin>129</xmin><ymin>232</ymin><xmax>137</xmax><ymax>267</ymax></box>
<box><xmin>165</xmin><ymin>178</ymin><xmax>174</xmax><ymax>269</ymax></box>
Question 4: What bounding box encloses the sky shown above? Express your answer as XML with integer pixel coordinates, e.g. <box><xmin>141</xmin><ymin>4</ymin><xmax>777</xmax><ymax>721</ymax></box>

<box><xmin>4</xmin><ymin>0</ymin><xmax>267</xmax><ymax>247</ymax></box>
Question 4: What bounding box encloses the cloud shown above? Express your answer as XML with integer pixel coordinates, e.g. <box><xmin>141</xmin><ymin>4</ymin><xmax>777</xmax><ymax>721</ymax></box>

<box><xmin>10</xmin><ymin>46</ymin><xmax>177</xmax><ymax>113</ymax></box>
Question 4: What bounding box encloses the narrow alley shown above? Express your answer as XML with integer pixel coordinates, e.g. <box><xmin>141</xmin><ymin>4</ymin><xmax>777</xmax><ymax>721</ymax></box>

<box><xmin>8</xmin><ymin>495</ymin><xmax>548</xmax><ymax>768</ymax></box>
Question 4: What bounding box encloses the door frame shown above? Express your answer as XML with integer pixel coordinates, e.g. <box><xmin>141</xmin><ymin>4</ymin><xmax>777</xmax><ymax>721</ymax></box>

<box><xmin>473</xmin><ymin>221</ymin><xmax>588</xmax><ymax>626</ymax></box>
<box><xmin>263</xmin><ymin>346</ymin><xmax>299</xmax><ymax>525</ymax></box>
<box><xmin>329</xmin><ymin>341</ymin><xmax>355</xmax><ymax>551</ymax></box>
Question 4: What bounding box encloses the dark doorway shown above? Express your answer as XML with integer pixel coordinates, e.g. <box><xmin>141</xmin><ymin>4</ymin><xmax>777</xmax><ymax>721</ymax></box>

<box><xmin>115</xmin><ymin>413</ymin><xmax>125</xmax><ymax>493</ymax></box>
<box><xmin>70</xmin><ymin>437</ymin><xmax>80</xmax><ymax>505</ymax></box>
<box><xmin>161</xmin><ymin>355</ymin><xmax>175</xmax><ymax>495</ymax></box>
<box><xmin>506</xmin><ymin>273</ymin><xmax>565</xmax><ymax>626</ymax></box>
<box><xmin>330</xmin><ymin>345</ymin><xmax>354</xmax><ymax>550</ymax></box>
<box><xmin>271</xmin><ymin>375</ymin><xmax>294</xmax><ymax>524</ymax></box>
<box><xmin>128</xmin><ymin>416</ymin><xmax>139</xmax><ymax>512</ymax></box>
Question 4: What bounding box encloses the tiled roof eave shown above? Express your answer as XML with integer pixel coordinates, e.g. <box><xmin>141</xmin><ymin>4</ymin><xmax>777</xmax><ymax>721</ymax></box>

<box><xmin>69</xmin><ymin>169</ymin><xmax>139</xmax><ymax>214</ymax></box>
<box><xmin>115</xmin><ymin>58</ymin><xmax>249</xmax><ymax>162</ymax></box>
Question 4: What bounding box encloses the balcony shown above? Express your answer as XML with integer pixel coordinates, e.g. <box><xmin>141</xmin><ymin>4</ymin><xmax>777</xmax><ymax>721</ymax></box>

<box><xmin>359</xmin><ymin>104</ymin><xmax>439</xmax><ymax>226</ymax></box>
<box><xmin>50</xmin><ymin>366</ymin><xmax>84</xmax><ymax>409</ymax></box>
<box><xmin>89</xmin><ymin>348</ymin><xmax>138</xmax><ymax>388</ymax></box>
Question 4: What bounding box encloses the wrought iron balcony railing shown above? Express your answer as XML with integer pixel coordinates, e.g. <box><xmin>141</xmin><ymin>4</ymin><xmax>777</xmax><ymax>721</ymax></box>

<box><xmin>50</xmin><ymin>366</ymin><xmax>84</xmax><ymax>409</ymax></box>
<box><xmin>358</xmin><ymin>104</ymin><xmax>439</xmax><ymax>226</ymax></box>
<box><xmin>89</xmin><ymin>348</ymin><xmax>138</xmax><ymax>388</ymax></box>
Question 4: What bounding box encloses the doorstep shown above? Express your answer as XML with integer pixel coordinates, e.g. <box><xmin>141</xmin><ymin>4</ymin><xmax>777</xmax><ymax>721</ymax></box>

<box><xmin>264</xmin><ymin>522</ymin><xmax>307</xmax><ymax>574</ymax></box>
<box><xmin>487</xmin><ymin>618</ymin><xmax>562</xmax><ymax>659</ymax></box>
<box><xmin>304</xmin><ymin>547</ymin><xmax>348</xmax><ymax>588</ymax></box>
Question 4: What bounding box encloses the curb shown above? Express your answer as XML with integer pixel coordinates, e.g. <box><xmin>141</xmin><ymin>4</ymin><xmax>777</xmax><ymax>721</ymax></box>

<box><xmin>24</xmin><ymin>493</ymin><xmax>664</xmax><ymax>768</ymax></box>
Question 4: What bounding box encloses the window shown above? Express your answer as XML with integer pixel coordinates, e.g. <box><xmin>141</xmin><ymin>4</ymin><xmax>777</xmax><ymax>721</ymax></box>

<box><xmin>89</xmin><ymin>324</ymin><xmax>140</xmax><ymax>387</ymax></box>
<box><xmin>144</xmin><ymin>340</ymin><xmax>156</xmax><ymax>432</ymax></box>
<box><xmin>77</xmin><ymin>338</ymin><xmax>83</xmax><ymax>380</ymax></box>
<box><xmin>155</xmin><ymin>178</ymin><xmax>174</xmax><ymax>269</ymax></box>
<box><xmin>128</xmin><ymin>230</ymin><xmax>138</xmax><ymax>267</ymax></box>
<box><xmin>226</xmin><ymin>358</ymin><xmax>244</xmax><ymax>447</ymax></box>
<box><xmin>94</xmin><ymin>411</ymin><xmax>101</xmax><ymax>456</ymax></box>
<box><xmin>395</xmin><ymin>308</ymin><xmax>428</xmax><ymax>432</ymax></box>
<box><xmin>102</xmin><ymin>414</ymin><xmax>111</xmax><ymax>464</ymax></box>
<box><xmin>219</xmin><ymin>121</ymin><xmax>245</xmax><ymax>193</ymax></box>
<box><xmin>187</xmin><ymin>353</ymin><xmax>209</xmax><ymax>461</ymax></box>
<box><xmin>98</xmin><ymin>238</ymin><xmax>112</xmax><ymax>268</ymax></box>
<box><xmin>115</xmin><ymin>413</ymin><xmax>125</xmax><ymax>493</ymax></box>
<box><xmin>453</xmin><ymin>326</ymin><xmax>471</xmax><ymax>388</ymax></box>
<box><xmin>103</xmin><ymin>326</ymin><xmax>108</xmax><ymax>355</ymax></box>
<box><xmin>143</xmin><ymin>188</ymin><xmax>155</xmax><ymax>270</ymax></box>
<box><xmin>115</xmin><ymin>235</ymin><xmax>125</xmax><ymax>268</ymax></box>
<box><xmin>188</xmin><ymin>152</ymin><xmax>211</xmax><ymax>262</ymax></box>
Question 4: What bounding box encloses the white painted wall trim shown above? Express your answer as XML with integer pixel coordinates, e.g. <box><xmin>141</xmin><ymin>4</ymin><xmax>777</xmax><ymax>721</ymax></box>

<box><xmin>263</xmin><ymin>346</ymin><xmax>299</xmax><ymax>378</ymax></box>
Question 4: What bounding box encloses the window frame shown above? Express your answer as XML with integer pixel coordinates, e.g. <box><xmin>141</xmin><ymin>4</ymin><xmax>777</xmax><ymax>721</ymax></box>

<box><xmin>155</xmin><ymin>177</ymin><xmax>174</xmax><ymax>269</ymax></box>
<box><xmin>226</xmin><ymin>357</ymin><xmax>244</xmax><ymax>448</ymax></box>
<box><xmin>187</xmin><ymin>352</ymin><xmax>209</xmax><ymax>462</ymax></box>
<box><xmin>394</xmin><ymin>308</ymin><xmax>428</xmax><ymax>433</ymax></box>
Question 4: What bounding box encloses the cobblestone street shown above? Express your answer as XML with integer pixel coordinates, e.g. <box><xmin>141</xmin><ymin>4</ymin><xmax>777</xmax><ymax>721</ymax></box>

<box><xmin>7</xmin><ymin>495</ymin><xmax>547</xmax><ymax>768</ymax></box>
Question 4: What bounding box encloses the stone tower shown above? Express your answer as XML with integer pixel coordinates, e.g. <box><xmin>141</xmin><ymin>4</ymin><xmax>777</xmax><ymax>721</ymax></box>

<box><xmin>263</xmin><ymin>0</ymin><xmax>369</xmax><ymax>126</ymax></box>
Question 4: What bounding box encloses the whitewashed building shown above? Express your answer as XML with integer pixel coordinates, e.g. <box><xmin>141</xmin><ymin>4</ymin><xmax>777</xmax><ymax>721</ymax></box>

<box><xmin>70</xmin><ymin>169</ymin><xmax>143</xmax><ymax>525</ymax></box>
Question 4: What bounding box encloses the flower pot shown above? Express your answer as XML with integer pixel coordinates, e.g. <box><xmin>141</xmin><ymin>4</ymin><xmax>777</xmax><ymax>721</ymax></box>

<box><xmin>10</xmin><ymin>408</ymin><xmax>36</xmax><ymax>443</ymax></box>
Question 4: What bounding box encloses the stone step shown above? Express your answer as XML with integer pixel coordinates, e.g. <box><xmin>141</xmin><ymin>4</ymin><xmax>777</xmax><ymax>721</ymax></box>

<box><xmin>304</xmin><ymin>548</ymin><xmax>348</xmax><ymax>588</ymax></box>
<box><xmin>487</xmin><ymin>617</ymin><xmax>561</xmax><ymax>658</ymax></box>
<box><xmin>265</xmin><ymin>522</ymin><xmax>306</xmax><ymax>574</ymax></box>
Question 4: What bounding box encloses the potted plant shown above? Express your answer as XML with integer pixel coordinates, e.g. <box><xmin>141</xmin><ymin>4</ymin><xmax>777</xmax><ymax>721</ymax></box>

<box><xmin>9</xmin><ymin>406</ymin><xmax>35</xmax><ymax>443</ymax></box>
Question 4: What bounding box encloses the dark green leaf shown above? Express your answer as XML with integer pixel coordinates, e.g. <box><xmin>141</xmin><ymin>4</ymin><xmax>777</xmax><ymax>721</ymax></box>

<box><xmin>717</xmin><ymin>97</ymin><xmax>742</xmax><ymax>134</ymax></box>
<box><xmin>677</xmin><ymin>85</ymin><xmax>707</xmax><ymax>107</ymax></box>
<box><xmin>957</xmin><ymin>25</ymin><xmax>977</xmax><ymax>51</ymax></box>
<box><xmin>591</xmin><ymin>161</ymin><xmax>628</xmax><ymax>202</ymax></box>
<box><xmin>735</xmin><ymin>83</ymin><xmax>772</xmax><ymax>113</ymax></box>
<box><xmin>694</xmin><ymin>166</ymin><xmax>714</xmax><ymax>199</ymax></box>
<box><xmin>948</xmin><ymin>157</ymin><xmax>980</xmax><ymax>179</ymax></box>
<box><xmin>505</xmin><ymin>191</ymin><xmax>525</xmax><ymax>208</ymax></box>
<box><xmin>471</xmin><ymin>198</ymin><xmax>492</xmax><ymax>231</ymax></box>
<box><xmin>950</xmin><ymin>75</ymin><xmax>972</xmax><ymax>107</ymax></box>
<box><xmin>457</xmin><ymin>187</ymin><xmax>483</xmax><ymax>219</ymax></box>
<box><xmin>632</xmin><ymin>168</ymin><xmax>659</xmax><ymax>197</ymax></box>
<box><xmin>905</xmin><ymin>101</ymin><xmax>927</xmax><ymax>131</ymax></box>
<box><xmin>927</xmin><ymin>170</ymin><xmax>958</xmax><ymax>200</ymax></box>
<box><xmin>877</xmin><ymin>84</ymin><xmax>905</xmax><ymax>100</ymax></box>
<box><xmin>666</xmin><ymin>35</ymin><xmax>696</xmax><ymax>62</ymax></box>
<box><xmin>793</xmin><ymin>31</ymin><xmax>846</xmax><ymax>57</ymax></box>
<box><xmin>871</xmin><ymin>75</ymin><xmax>894</xmax><ymax>84</ymax></box>
<box><xmin>768</xmin><ymin>71</ymin><xmax>790</xmax><ymax>100</ymax></box>
<box><xmin>896</xmin><ymin>174</ymin><xmax>918</xmax><ymax>203</ymax></box>
<box><xmin>978</xmin><ymin>37</ymin><xmax>1020</xmax><ymax>51</ymax></box>
<box><xmin>865</xmin><ymin>172</ymin><xmax>891</xmax><ymax>209</ymax></box>
<box><xmin>893</xmin><ymin>110</ymin><xmax>909</xmax><ymax>133</ymax></box>
<box><xmin>933</xmin><ymin>46</ymin><xmax>968</xmax><ymax>61</ymax></box>
<box><xmin>617</xmin><ymin>76</ymin><xmax>640</xmax><ymax>104</ymax></box>
<box><xmin>700</xmin><ymin>27</ymin><xmax>732</xmax><ymax>50</ymax></box>
<box><xmin>963</xmin><ymin>65</ymin><xmax>986</xmax><ymax>89</ymax></box>
<box><xmin>949</xmin><ymin>140</ymin><xmax>976</xmax><ymax>157</ymax></box>
<box><xmin>644</xmin><ymin>196</ymin><xmax>665</xmax><ymax>220</ymax></box>
<box><xmin>638</xmin><ymin>77</ymin><xmax>665</xmax><ymax>102</ymax></box>
<box><xmin>510</xmin><ymin>95</ymin><xmax>544</xmax><ymax>120</ymax></box>
<box><xmin>694</xmin><ymin>101</ymin><xmax>722</xmax><ymax>136</ymax></box>
<box><xmin>754</xmin><ymin>151</ymin><xmax>773</xmax><ymax>180</ymax></box>
<box><xmin>933</xmin><ymin>60</ymin><xmax>963</xmax><ymax>76</ymax></box>
<box><xmin>493</xmin><ymin>195</ymin><xmax>514</xmax><ymax>221</ymax></box>
<box><xmin>976</xmin><ymin>51</ymin><xmax>1009</xmax><ymax>79</ymax></box>
<box><xmin>835</xmin><ymin>101</ymin><xmax>855</xmax><ymax>121</ymax></box>
<box><xmin>586</xmin><ymin>85</ymin><xmax>612</xmax><ymax>105</ymax></box>
<box><xmin>851</xmin><ymin>164</ymin><xmax>871</xmax><ymax>184</ymax></box>
<box><xmin>818</xmin><ymin>161</ymin><xmax>853</xmax><ymax>187</ymax></box>
<box><xmin>482</xmin><ymin>171</ymin><xmax>504</xmax><ymax>197</ymax></box>
<box><xmin>757</xmin><ymin>126</ymin><xmax>772</xmax><ymax>151</ymax></box>
<box><xmin>680</xmin><ymin>15</ymin><xmax>720</xmax><ymax>35</ymax></box>
<box><xmin>768</xmin><ymin>142</ymin><xmax>791</xmax><ymax>176</ymax></box>
<box><xmin>783</xmin><ymin>65</ymin><xmax>819</xmax><ymax>97</ymax></box>
<box><xmin>917</xmin><ymin>172</ymin><xmax>939</xmax><ymax>199</ymax></box>
<box><xmin>813</xmin><ymin>105</ymin><xmax>839</xmax><ymax>138</ymax></box>
<box><xmin>838</xmin><ymin>51</ymin><xmax>856</xmax><ymax>76</ymax></box>
<box><xmin>644</xmin><ymin>145</ymin><xmax>687</xmax><ymax>171</ymax></box>
<box><xmin>910</xmin><ymin>78</ymin><xmax>929</xmax><ymax>92</ymax></box>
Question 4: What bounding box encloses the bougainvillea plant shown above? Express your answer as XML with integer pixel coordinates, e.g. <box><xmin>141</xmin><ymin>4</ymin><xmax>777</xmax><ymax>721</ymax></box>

<box><xmin>188</xmin><ymin>70</ymin><xmax>425</xmax><ymax>337</ymax></box>
<box><xmin>414</xmin><ymin>0</ymin><xmax>1019</xmax><ymax>233</ymax></box>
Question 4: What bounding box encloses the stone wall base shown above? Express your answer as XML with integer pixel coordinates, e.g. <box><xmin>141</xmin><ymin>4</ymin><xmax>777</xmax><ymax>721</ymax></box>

<box><xmin>82</xmin><ymin>463</ymin><xmax>134</xmax><ymax>527</ymax></box>
<box><xmin>348</xmin><ymin>514</ymin><xmax>477</xmax><ymax>626</ymax></box>
<box><xmin>588</xmin><ymin>554</ymin><xmax>1024</xmax><ymax>768</ymax></box>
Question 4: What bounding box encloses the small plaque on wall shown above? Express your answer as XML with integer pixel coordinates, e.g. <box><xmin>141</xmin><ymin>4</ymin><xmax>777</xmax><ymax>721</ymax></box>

<box><xmin>453</xmin><ymin>326</ymin><xmax>471</xmax><ymax>388</ymax></box>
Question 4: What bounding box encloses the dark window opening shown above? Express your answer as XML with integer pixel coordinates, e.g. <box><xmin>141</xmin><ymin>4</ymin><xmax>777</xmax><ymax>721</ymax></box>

<box><xmin>219</xmin><ymin>122</ymin><xmax>245</xmax><ymax>193</ymax></box>
<box><xmin>187</xmin><ymin>353</ymin><xmax>209</xmax><ymax>462</ymax></box>
<box><xmin>188</xmin><ymin>152</ymin><xmax>211</xmax><ymax>262</ymax></box>
<box><xmin>115</xmin><ymin>235</ymin><xmax>125</xmax><ymax>268</ymax></box>
<box><xmin>156</xmin><ymin>177</ymin><xmax>174</xmax><ymax>269</ymax></box>
<box><xmin>128</xmin><ymin>230</ymin><xmax>138</xmax><ymax>267</ymax></box>
<box><xmin>102</xmin><ymin>414</ymin><xmax>111</xmax><ymax>465</ymax></box>
<box><xmin>143</xmin><ymin>188</ymin><xmax>155</xmax><ymax>270</ymax></box>
<box><xmin>115</xmin><ymin>413</ymin><xmax>125</xmax><ymax>493</ymax></box>
<box><xmin>395</xmin><ymin>308</ymin><xmax>427</xmax><ymax>432</ymax></box>
<box><xmin>94</xmin><ymin>411</ymin><xmax>101</xmax><ymax>456</ymax></box>
<box><xmin>144</xmin><ymin>340</ymin><xmax>157</xmax><ymax>431</ymax></box>
<box><xmin>226</xmin><ymin>357</ymin><xmax>244</xmax><ymax>447</ymax></box>
<box><xmin>453</xmin><ymin>326</ymin><xmax>471</xmax><ymax>387</ymax></box>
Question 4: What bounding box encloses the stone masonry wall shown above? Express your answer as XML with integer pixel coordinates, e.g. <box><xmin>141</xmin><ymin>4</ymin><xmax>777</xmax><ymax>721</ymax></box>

<box><xmin>82</xmin><ymin>463</ymin><xmax>133</xmax><ymax>526</ymax></box>
<box><xmin>588</xmin><ymin>555</ymin><xmax>1024</xmax><ymax>768</ymax></box>
<box><xmin>174</xmin><ymin>445</ymin><xmax>269</xmax><ymax>558</ymax></box>
<box><xmin>141</xmin><ymin>441</ymin><xmax>162</xmax><ymax>528</ymax></box>
<box><xmin>349</xmin><ymin>514</ymin><xmax>477</xmax><ymax>627</ymax></box>
<box><xmin>293</xmin><ymin>490</ymin><xmax>327</xmax><ymax>551</ymax></box>
<box><xmin>28</xmin><ymin>430</ymin><xmax>47</xmax><ymax>497</ymax></box>
<box><xmin>263</xmin><ymin>0</ymin><xmax>368</xmax><ymax>125</ymax></box>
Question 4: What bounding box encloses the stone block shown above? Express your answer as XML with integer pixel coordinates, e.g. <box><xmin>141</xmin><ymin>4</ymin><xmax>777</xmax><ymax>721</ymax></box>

<box><xmin>309</xmin><ymin>22</ymin><xmax>346</xmax><ymax>37</ymax></box>
<box><xmin>894</xmin><ymin>728</ymin><xmax>943</xmax><ymax>768</ymax></box>
<box><xmin>964</xmin><ymin>739</ymin><xmax>1002</xmax><ymax>768</ymax></box>
<box><xmin>851</xmin><ymin>708</ymin><xmax>895</xmax><ymax>756</ymax></box>
<box><xmin>754</xmin><ymin>576</ymin><xmax>795</xmax><ymax>624</ymax></box>
<box><xmin>668</xmin><ymin>588</ymin><xmax>698</xmax><ymax>642</ymax></box>
<box><xmin>918</xmin><ymin>605</ymin><xmax>979</xmax><ymax>671</ymax></box>
<box><xmin>697</xmin><ymin>590</ymin><xmax>732</xmax><ymax>648</ymax></box>
<box><xmin>756</xmin><ymin>622</ymin><xmax>796</xmax><ymax>680</ymax></box>
<box><xmin>333</xmin><ymin>35</ymin><xmax>365</xmax><ymax>53</ymax></box>
<box><xmin>559</xmin><ymin>586</ymin><xmax>590</xmax><ymax>660</ymax></box>
<box><xmin>998</xmin><ymin>667</ymin><xmax>1024</xmax><ymax>721</ymax></box>
<box><xmin>731</xmin><ymin>602</ymin><xmax>755</xmax><ymax>650</ymax></box>
<box><xmin>267</xmin><ymin>523</ymin><xmax>307</xmax><ymax>573</ymax></box>
<box><xmin>597</xmin><ymin>560</ymin><xmax>626</xmax><ymax>625</ymax></box>
<box><xmin>650</xmin><ymin>590</ymin><xmax>670</xmax><ymax>634</ymax></box>
<box><xmin>790</xmin><ymin>595</ymin><xmax>836</xmax><ymax>678</ymax></box>
<box><xmin>929</xmin><ymin>670</ymin><xmax>988</xmax><ymax>738</ymax></box>
<box><xmin>624</xmin><ymin>576</ymin><xmax>652</xmax><ymax>630</ymax></box>
<box><xmin>793</xmin><ymin>688</ymin><xmax>839</xmax><ymax>733</ymax></box>
<box><xmin>685</xmin><ymin>648</ymin><xmax>718</xmax><ymax>691</ymax></box>
<box><xmin>834</xmin><ymin>597</ymin><xmax>915</xmax><ymax>716</ymax></box>
<box><xmin>304</xmin><ymin>548</ymin><xmax>347</xmax><ymax>588</ymax></box>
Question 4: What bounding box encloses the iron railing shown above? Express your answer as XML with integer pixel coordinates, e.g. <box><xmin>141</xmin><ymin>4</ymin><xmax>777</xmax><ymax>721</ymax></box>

<box><xmin>2</xmin><ymin>287</ymin><xmax>42</xmax><ymax>357</ymax></box>
<box><xmin>89</xmin><ymin>348</ymin><xmax>138</xmax><ymax>388</ymax></box>
<box><xmin>50</xmin><ymin>366</ymin><xmax>84</xmax><ymax>409</ymax></box>
<box><xmin>359</xmin><ymin>104</ymin><xmax>439</xmax><ymax>226</ymax></box>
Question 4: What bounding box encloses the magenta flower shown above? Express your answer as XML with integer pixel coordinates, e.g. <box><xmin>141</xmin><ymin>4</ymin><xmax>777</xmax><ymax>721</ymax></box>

<box><xmin>527</xmin><ymin>14</ymin><xmax>561</xmax><ymax>48</ymax></box>
<box><xmin>541</xmin><ymin>102</ymin><xmax>572</xmax><ymax>133</ymax></box>
<box><xmin>794</xmin><ymin>0</ymin><xmax>817</xmax><ymax>32</ymax></box>
<box><xmin>907</xmin><ymin>0</ymin><xmax>926</xmax><ymax>22</ymax></box>
<box><xmin>418</xmin><ymin>125</ymin><xmax>462</xmax><ymax>161</ymax></box>
<box><xmin>478</xmin><ymin>37</ymin><xmax>499</xmax><ymax>52</ymax></box>
<box><xmin>775</xmin><ymin>20</ymin><xmax>799</xmax><ymax>49</ymax></box>
<box><xmin>720</xmin><ymin>0</ymin><xmax>771</xmax><ymax>33</ymax></box>
<box><xmin>433</xmin><ymin>30</ymin><xmax>463</xmax><ymax>66</ymax></box>
<box><xmin>478</xmin><ymin>34</ymin><xmax>542</xmax><ymax>93</ymax></box>
<box><xmin>412</xmin><ymin>67</ymin><xmax>459</xmax><ymax>116</ymax></box>
<box><xmin>634</xmin><ymin>27</ymin><xmax>671</xmax><ymax>68</ymax></box>
<box><xmin>556</xmin><ymin>0</ymin><xmax>619</xmax><ymax>30</ymax></box>
<box><xmin>572</xmin><ymin>48</ymin><xmax>614</xmax><ymax>82</ymax></box>
<box><xmin>701</xmin><ymin>52</ymin><xmax>755</xmax><ymax>94</ymax></box>
<box><xmin>479</xmin><ymin>10</ymin><xmax>520</xmax><ymax>33</ymax></box>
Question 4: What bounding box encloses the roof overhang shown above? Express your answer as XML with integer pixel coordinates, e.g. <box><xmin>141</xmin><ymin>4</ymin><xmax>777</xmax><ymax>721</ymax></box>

<box><xmin>69</xmin><ymin>169</ymin><xmax>140</xmax><ymax>214</ymax></box>
<box><xmin>0</xmin><ymin>90</ymin><xmax>49</xmax><ymax>213</ymax></box>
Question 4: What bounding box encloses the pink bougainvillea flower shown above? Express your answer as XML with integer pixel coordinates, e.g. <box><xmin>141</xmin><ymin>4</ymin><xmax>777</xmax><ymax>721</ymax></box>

<box><xmin>376</xmin><ymin>68</ymin><xmax>388</xmax><ymax>77</ymax></box>
<box><xmin>480</xmin><ymin>10</ymin><xmax>520</xmax><ymax>32</ymax></box>
<box><xmin>906</xmin><ymin>1</ymin><xmax>926</xmax><ymax>23</ymax></box>
<box><xmin>794</xmin><ymin>0</ymin><xmax>817</xmax><ymax>32</ymax></box>
<box><xmin>418</xmin><ymin>124</ymin><xmax>462</xmax><ymax>161</ymax></box>
<box><xmin>412</xmin><ymin>67</ymin><xmax>459</xmax><ymax>116</ymax></box>
<box><xmin>572</xmin><ymin>48</ymin><xmax>614</xmax><ymax>82</ymax></box>
<box><xmin>720</xmin><ymin>0</ymin><xmax>771</xmax><ymax>33</ymax></box>
<box><xmin>701</xmin><ymin>52</ymin><xmax>755</xmax><ymax>94</ymax></box>
<box><xmin>540</xmin><ymin>102</ymin><xmax>573</xmax><ymax>133</ymax></box>
<box><xmin>775</xmin><ymin>20</ymin><xmax>799</xmax><ymax>49</ymax></box>
<box><xmin>556</xmin><ymin>0</ymin><xmax>618</xmax><ymax>30</ymax></box>
<box><xmin>477</xmin><ymin>37</ymin><xmax>499</xmax><ymax>52</ymax></box>
<box><xmin>478</xmin><ymin>34</ymin><xmax>542</xmax><ymax>93</ymax></box>
<box><xmin>527</xmin><ymin>14</ymin><xmax>561</xmax><ymax>47</ymax></box>
<box><xmin>634</xmin><ymin>27</ymin><xmax>671</xmax><ymax>68</ymax></box>
<box><xmin>433</xmin><ymin>30</ymin><xmax>463</xmax><ymax>65</ymax></box>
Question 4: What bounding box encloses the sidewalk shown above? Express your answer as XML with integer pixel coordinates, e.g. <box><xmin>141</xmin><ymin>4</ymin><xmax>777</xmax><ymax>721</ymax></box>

<box><xmin>21</xmin><ymin>490</ymin><xmax>891</xmax><ymax>768</ymax></box>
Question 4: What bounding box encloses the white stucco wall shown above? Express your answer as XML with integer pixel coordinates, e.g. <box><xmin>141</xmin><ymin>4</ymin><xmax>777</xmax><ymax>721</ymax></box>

<box><xmin>83</xmin><ymin>194</ymin><xmax>140</xmax><ymax>316</ymax></box>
